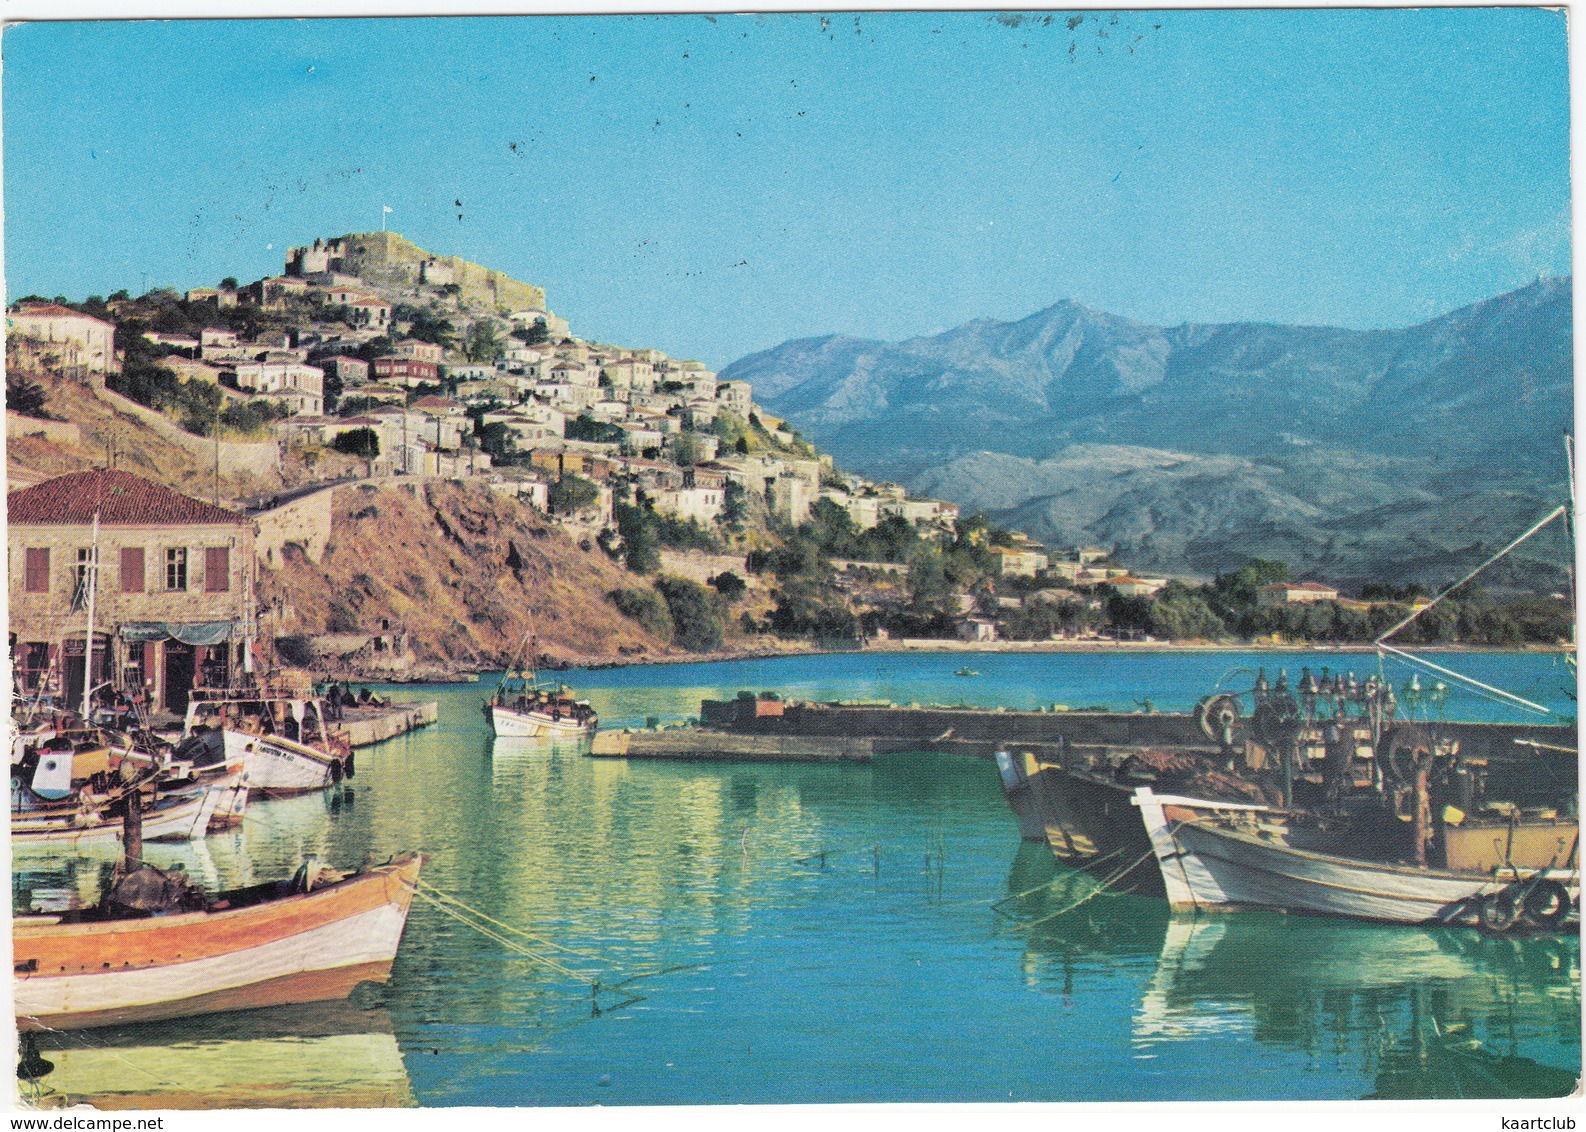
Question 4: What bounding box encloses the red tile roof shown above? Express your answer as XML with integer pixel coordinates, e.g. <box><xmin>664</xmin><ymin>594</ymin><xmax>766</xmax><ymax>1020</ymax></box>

<box><xmin>12</xmin><ymin>303</ymin><xmax>114</xmax><ymax>327</ymax></box>
<box><xmin>8</xmin><ymin>470</ymin><xmax>246</xmax><ymax>526</ymax></box>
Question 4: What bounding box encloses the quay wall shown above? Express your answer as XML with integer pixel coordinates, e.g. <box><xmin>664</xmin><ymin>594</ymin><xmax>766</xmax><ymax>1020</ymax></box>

<box><xmin>704</xmin><ymin>702</ymin><xmax>1575</xmax><ymax>769</ymax></box>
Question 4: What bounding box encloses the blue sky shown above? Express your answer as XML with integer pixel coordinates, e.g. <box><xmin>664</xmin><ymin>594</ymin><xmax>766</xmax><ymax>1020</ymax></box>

<box><xmin>3</xmin><ymin>9</ymin><xmax>1570</xmax><ymax>368</ymax></box>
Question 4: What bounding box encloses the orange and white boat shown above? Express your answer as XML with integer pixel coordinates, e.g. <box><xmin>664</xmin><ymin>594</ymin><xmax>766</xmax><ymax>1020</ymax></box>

<box><xmin>14</xmin><ymin>853</ymin><xmax>424</xmax><ymax>1031</ymax></box>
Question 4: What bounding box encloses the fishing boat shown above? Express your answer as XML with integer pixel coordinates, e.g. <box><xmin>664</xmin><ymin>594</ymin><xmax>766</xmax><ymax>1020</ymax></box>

<box><xmin>11</xmin><ymin>729</ymin><xmax>242</xmax><ymax>852</ymax></box>
<box><xmin>994</xmin><ymin>739</ymin><xmax>1273</xmax><ymax>897</ymax></box>
<box><xmin>1132</xmin><ymin>787</ymin><xmax>1578</xmax><ymax>929</ymax></box>
<box><xmin>14</xmin><ymin>853</ymin><xmax>424</xmax><ymax>1031</ymax></box>
<box><xmin>184</xmin><ymin>689</ymin><xmax>353</xmax><ymax>796</ymax></box>
<box><xmin>12</xmin><ymin>781</ymin><xmax>229</xmax><ymax>853</ymax></box>
<box><xmin>485</xmin><ymin>635</ymin><xmax>596</xmax><ymax>739</ymax></box>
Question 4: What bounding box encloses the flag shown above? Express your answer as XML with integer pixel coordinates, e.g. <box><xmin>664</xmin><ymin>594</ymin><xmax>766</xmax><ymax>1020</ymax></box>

<box><xmin>383</xmin><ymin>206</ymin><xmax>392</xmax><ymax>213</ymax></box>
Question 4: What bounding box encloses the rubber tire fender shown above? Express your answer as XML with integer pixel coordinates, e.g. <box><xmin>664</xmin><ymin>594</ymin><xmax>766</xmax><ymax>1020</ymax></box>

<box><xmin>1479</xmin><ymin>890</ymin><xmax>1521</xmax><ymax>933</ymax></box>
<box><xmin>1522</xmin><ymin>880</ymin><xmax>1573</xmax><ymax>928</ymax></box>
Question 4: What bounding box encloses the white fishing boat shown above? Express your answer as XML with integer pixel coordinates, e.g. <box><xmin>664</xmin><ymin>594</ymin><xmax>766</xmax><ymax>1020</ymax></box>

<box><xmin>184</xmin><ymin>691</ymin><xmax>352</xmax><ymax>796</ymax></box>
<box><xmin>11</xmin><ymin>730</ymin><xmax>242</xmax><ymax>852</ymax></box>
<box><xmin>1132</xmin><ymin>787</ymin><xmax>1578</xmax><ymax>929</ymax></box>
<box><xmin>485</xmin><ymin>635</ymin><xmax>596</xmax><ymax>739</ymax></box>
<box><xmin>14</xmin><ymin>853</ymin><xmax>424</xmax><ymax>1031</ymax></box>
<box><xmin>12</xmin><ymin>783</ymin><xmax>230</xmax><ymax>853</ymax></box>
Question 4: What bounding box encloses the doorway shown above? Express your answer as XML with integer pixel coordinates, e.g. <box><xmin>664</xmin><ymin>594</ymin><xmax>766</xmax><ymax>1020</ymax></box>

<box><xmin>163</xmin><ymin>642</ymin><xmax>195</xmax><ymax>715</ymax></box>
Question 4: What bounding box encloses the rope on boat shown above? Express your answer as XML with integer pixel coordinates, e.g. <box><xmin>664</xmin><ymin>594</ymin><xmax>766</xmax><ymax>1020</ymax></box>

<box><xmin>409</xmin><ymin>886</ymin><xmax>595</xmax><ymax>983</ymax></box>
<box><xmin>411</xmin><ymin>877</ymin><xmax>608</xmax><ymax>962</ymax></box>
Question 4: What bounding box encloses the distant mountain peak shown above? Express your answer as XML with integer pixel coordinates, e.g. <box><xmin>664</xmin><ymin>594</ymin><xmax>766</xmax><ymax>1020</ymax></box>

<box><xmin>726</xmin><ymin>280</ymin><xmax>1571</xmax><ymax>584</ymax></box>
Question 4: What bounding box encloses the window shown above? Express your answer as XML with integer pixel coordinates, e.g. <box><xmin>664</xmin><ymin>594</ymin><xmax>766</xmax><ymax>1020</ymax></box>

<box><xmin>205</xmin><ymin>546</ymin><xmax>230</xmax><ymax>593</ymax></box>
<box><xmin>120</xmin><ymin>547</ymin><xmax>145</xmax><ymax>593</ymax></box>
<box><xmin>71</xmin><ymin>549</ymin><xmax>93</xmax><ymax>611</ymax></box>
<box><xmin>23</xmin><ymin>548</ymin><xmax>50</xmax><ymax>593</ymax></box>
<box><xmin>165</xmin><ymin>547</ymin><xmax>188</xmax><ymax>591</ymax></box>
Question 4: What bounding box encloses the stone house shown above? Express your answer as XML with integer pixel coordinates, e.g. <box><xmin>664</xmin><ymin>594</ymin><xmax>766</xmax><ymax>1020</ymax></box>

<box><xmin>232</xmin><ymin>360</ymin><xmax>325</xmax><ymax>416</ymax></box>
<box><xmin>6</xmin><ymin>303</ymin><xmax>119</xmax><ymax>381</ymax></box>
<box><xmin>1257</xmin><ymin>581</ymin><xmax>1341</xmax><ymax>608</ymax></box>
<box><xmin>992</xmin><ymin>547</ymin><xmax>1049</xmax><ymax>578</ymax></box>
<box><xmin>9</xmin><ymin>470</ymin><xmax>257</xmax><ymax>715</ymax></box>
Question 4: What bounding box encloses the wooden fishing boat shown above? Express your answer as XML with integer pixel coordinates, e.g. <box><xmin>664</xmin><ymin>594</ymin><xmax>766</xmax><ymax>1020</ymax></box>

<box><xmin>184</xmin><ymin>690</ymin><xmax>353</xmax><ymax>796</ymax></box>
<box><xmin>11</xmin><ymin>784</ymin><xmax>229</xmax><ymax>853</ymax></box>
<box><xmin>14</xmin><ymin>853</ymin><xmax>424</xmax><ymax>1031</ymax></box>
<box><xmin>994</xmin><ymin>742</ymin><xmax>1273</xmax><ymax>897</ymax></box>
<box><xmin>1132</xmin><ymin>787</ymin><xmax>1578</xmax><ymax>929</ymax></box>
<box><xmin>11</xmin><ymin>730</ymin><xmax>242</xmax><ymax>852</ymax></box>
<box><xmin>485</xmin><ymin>636</ymin><xmax>596</xmax><ymax>739</ymax></box>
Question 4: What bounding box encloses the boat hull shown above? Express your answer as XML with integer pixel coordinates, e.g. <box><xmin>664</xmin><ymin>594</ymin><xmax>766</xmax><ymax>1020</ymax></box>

<box><xmin>994</xmin><ymin>750</ymin><xmax>1165</xmax><ymax>896</ymax></box>
<box><xmin>1134</xmin><ymin>789</ymin><xmax>1578</xmax><ymax>925</ymax></box>
<box><xmin>14</xmin><ymin>855</ymin><xmax>423</xmax><ymax>1031</ymax></box>
<box><xmin>488</xmin><ymin>705</ymin><xmax>596</xmax><ymax>740</ymax></box>
<box><xmin>222</xmin><ymin>728</ymin><xmax>343</xmax><ymax>795</ymax></box>
<box><xmin>12</xmin><ymin>783</ymin><xmax>226</xmax><ymax>852</ymax></box>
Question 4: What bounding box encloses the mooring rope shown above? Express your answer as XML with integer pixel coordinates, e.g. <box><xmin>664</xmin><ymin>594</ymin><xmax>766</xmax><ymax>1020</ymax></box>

<box><xmin>409</xmin><ymin>886</ymin><xmax>595</xmax><ymax>983</ymax></box>
<box><xmin>411</xmin><ymin>876</ymin><xmax>608</xmax><ymax>961</ymax></box>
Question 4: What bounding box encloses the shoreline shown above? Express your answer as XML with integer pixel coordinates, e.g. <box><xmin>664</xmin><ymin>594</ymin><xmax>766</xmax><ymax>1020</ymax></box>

<box><xmin>354</xmin><ymin>637</ymin><xmax>1573</xmax><ymax>682</ymax></box>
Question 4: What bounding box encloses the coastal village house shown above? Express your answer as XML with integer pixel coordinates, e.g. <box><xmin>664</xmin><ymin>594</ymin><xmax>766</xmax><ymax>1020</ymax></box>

<box><xmin>992</xmin><ymin>546</ymin><xmax>1050</xmax><ymax>578</ymax></box>
<box><xmin>232</xmin><ymin>360</ymin><xmax>326</xmax><ymax>415</ymax></box>
<box><xmin>1257</xmin><ymin>581</ymin><xmax>1342</xmax><ymax>608</ymax></box>
<box><xmin>6</xmin><ymin>302</ymin><xmax>119</xmax><ymax>382</ymax></box>
<box><xmin>8</xmin><ymin>469</ymin><xmax>257</xmax><ymax>715</ymax></box>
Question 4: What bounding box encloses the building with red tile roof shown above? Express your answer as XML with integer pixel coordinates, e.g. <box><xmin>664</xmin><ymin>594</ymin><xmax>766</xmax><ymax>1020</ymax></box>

<box><xmin>9</xmin><ymin>470</ymin><xmax>255</xmax><ymax>715</ymax></box>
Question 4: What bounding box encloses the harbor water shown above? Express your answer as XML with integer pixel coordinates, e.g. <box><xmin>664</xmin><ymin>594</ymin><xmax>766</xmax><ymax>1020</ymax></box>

<box><xmin>15</xmin><ymin>649</ymin><xmax>1580</xmax><ymax>1107</ymax></box>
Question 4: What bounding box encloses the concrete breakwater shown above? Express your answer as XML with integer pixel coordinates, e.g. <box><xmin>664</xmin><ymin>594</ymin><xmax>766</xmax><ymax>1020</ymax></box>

<box><xmin>590</xmin><ymin>727</ymin><xmax>873</xmax><ymax>762</ymax></box>
<box><xmin>337</xmin><ymin>701</ymin><xmax>439</xmax><ymax>747</ymax></box>
<box><xmin>687</xmin><ymin>700</ymin><xmax>1575</xmax><ymax>800</ymax></box>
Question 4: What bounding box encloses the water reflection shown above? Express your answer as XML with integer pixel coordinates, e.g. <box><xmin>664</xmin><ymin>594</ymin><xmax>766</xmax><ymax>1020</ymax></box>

<box><xmin>1007</xmin><ymin>847</ymin><xmax>1581</xmax><ymax>1100</ymax></box>
<box><xmin>22</xmin><ymin>1001</ymin><xmax>414</xmax><ymax>1109</ymax></box>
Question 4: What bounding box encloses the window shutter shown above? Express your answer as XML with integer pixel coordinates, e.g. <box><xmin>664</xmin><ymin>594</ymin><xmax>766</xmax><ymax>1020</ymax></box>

<box><xmin>24</xmin><ymin>548</ymin><xmax>50</xmax><ymax>593</ymax></box>
<box><xmin>205</xmin><ymin>546</ymin><xmax>230</xmax><ymax>593</ymax></box>
<box><xmin>120</xmin><ymin>547</ymin><xmax>145</xmax><ymax>593</ymax></box>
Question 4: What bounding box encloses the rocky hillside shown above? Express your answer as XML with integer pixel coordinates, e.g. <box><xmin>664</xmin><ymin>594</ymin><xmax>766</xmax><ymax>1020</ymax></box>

<box><xmin>726</xmin><ymin>279</ymin><xmax>1573</xmax><ymax>585</ymax></box>
<box><xmin>5</xmin><ymin>379</ymin><xmax>679</xmax><ymax>670</ymax></box>
<box><xmin>258</xmin><ymin>481</ymin><xmax>672</xmax><ymax>669</ymax></box>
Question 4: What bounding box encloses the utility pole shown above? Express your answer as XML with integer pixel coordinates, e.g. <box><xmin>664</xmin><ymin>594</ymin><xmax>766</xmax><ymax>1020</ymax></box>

<box><xmin>214</xmin><ymin>401</ymin><xmax>222</xmax><ymax>506</ymax></box>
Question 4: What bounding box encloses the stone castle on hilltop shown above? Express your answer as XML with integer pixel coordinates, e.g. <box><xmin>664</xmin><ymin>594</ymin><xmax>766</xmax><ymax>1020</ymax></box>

<box><xmin>286</xmin><ymin>232</ymin><xmax>548</xmax><ymax>317</ymax></box>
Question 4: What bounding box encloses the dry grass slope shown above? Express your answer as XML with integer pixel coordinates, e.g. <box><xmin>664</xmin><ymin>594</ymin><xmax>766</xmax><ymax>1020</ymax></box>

<box><xmin>259</xmin><ymin>480</ymin><xmax>672</xmax><ymax>667</ymax></box>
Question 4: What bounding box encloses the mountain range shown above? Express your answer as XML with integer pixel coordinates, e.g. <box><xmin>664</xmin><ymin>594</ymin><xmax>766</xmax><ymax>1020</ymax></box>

<box><xmin>722</xmin><ymin>279</ymin><xmax>1573</xmax><ymax>587</ymax></box>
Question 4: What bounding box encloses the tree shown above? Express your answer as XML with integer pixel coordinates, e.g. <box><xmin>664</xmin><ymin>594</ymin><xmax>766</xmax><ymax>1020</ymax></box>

<box><xmin>477</xmin><ymin>421</ymin><xmax>518</xmax><ymax>464</ymax></box>
<box><xmin>670</xmin><ymin>431</ymin><xmax>704</xmax><ymax>467</ymax></box>
<box><xmin>566</xmin><ymin>413</ymin><xmax>624</xmax><ymax>444</ymax></box>
<box><xmin>220</xmin><ymin>277</ymin><xmax>238</xmax><ymax>290</ymax></box>
<box><xmin>332</xmin><ymin>427</ymin><xmax>381</xmax><ymax>459</ymax></box>
<box><xmin>6</xmin><ymin>374</ymin><xmax>50</xmax><ymax>419</ymax></box>
<box><xmin>548</xmin><ymin>474</ymin><xmax>599</xmax><ymax>516</ymax></box>
<box><xmin>655</xmin><ymin>575</ymin><xmax>725</xmax><ymax>652</ymax></box>
<box><xmin>613</xmin><ymin>501</ymin><xmax>661</xmax><ymax>573</ymax></box>
<box><xmin>709</xmin><ymin>571</ymin><xmax>747</xmax><ymax>601</ymax></box>
<box><xmin>464</xmin><ymin>319</ymin><xmax>506</xmax><ymax>363</ymax></box>
<box><xmin>608</xmin><ymin>587</ymin><xmax>674</xmax><ymax>641</ymax></box>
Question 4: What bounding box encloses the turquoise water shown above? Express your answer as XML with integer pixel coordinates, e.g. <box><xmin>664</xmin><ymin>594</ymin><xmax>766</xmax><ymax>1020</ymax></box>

<box><xmin>16</xmin><ymin>649</ymin><xmax>1580</xmax><ymax>1107</ymax></box>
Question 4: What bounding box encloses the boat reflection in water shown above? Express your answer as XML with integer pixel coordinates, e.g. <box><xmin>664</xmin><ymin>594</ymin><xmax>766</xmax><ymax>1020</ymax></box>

<box><xmin>21</xmin><ymin>1000</ymin><xmax>414</xmax><ymax>1109</ymax></box>
<box><xmin>1005</xmin><ymin>845</ymin><xmax>1580</xmax><ymax>1100</ymax></box>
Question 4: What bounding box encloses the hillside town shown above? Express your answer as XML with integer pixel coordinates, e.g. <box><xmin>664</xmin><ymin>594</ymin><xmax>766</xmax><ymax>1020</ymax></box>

<box><xmin>7</xmin><ymin>232</ymin><xmax>1569</xmax><ymax>684</ymax></box>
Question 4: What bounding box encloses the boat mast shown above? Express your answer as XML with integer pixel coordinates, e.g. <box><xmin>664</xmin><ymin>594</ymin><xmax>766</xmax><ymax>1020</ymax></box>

<box><xmin>78</xmin><ymin>510</ymin><xmax>101</xmax><ymax>719</ymax></box>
